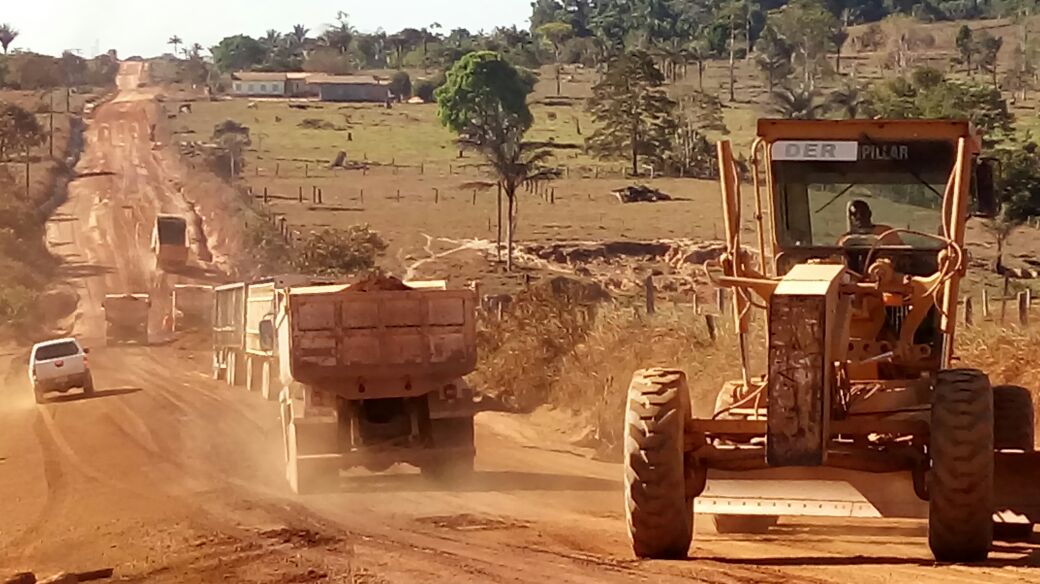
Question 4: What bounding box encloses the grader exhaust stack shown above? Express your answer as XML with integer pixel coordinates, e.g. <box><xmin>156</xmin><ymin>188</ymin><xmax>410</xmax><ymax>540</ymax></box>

<box><xmin>623</xmin><ymin>119</ymin><xmax>1039</xmax><ymax>563</ymax></box>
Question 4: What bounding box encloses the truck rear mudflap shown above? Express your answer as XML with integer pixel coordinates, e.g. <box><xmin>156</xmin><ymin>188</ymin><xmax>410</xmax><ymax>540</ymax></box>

<box><xmin>695</xmin><ymin>451</ymin><xmax>1040</xmax><ymax>523</ymax></box>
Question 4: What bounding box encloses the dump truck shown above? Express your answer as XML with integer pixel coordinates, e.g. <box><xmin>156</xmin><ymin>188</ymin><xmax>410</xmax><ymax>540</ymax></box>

<box><xmin>102</xmin><ymin>293</ymin><xmax>151</xmax><ymax>345</ymax></box>
<box><xmin>172</xmin><ymin>284</ymin><xmax>213</xmax><ymax>332</ymax></box>
<box><xmin>623</xmin><ymin>119</ymin><xmax>1040</xmax><ymax>563</ymax></box>
<box><xmin>275</xmin><ymin>275</ymin><xmax>478</xmax><ymax>494</ymax></box>
<box><xmin>152</xmin><ymin>214</ymin><xmax>189</xmax><ymax>271</ymax></box>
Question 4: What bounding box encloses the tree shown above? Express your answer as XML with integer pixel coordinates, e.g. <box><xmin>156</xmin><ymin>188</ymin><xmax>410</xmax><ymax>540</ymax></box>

<box><xmin>290</xmin><ymin>24</ymin><xmax>310</xmax><ymax>47</ymax></box>
<box><xmin>0</xmin><ymin>101</ymin><xmax>43</xmax><ymax>163</ymax></box>
<box><xmin>755</xmin><ymin>24</ymin><xmax>793</xmax><ymax>94</ymax></box>
<box><xmin>586</xmin><ymin>50</ymin><xmax>677</xmax><ymax>177</ymax></box>
<box><xmin>168</xmin><ymin>35</ymin><xmax>183</xmax><ymax>58</ymax></box>
<box><xmin>994</xmin><ymin>141</ymin><xmax>1040</xmax><ymax>223</ymax></box>
<box><xmin>389</xmin><ymin>71</ymin><xmax>412</xmax><ymax>99</ymax></box>
<box><xmin>321</xmin><ymin>11</ymin><xmax>355</xmax><ymax>54</ymax></box>
<box><xmin>294</xmin><ymin>225</ymin><xmax>388</xmax><ymax>276</ymax></box>
<box><xmin>211</xmin><ymin>35</ymin><xmax>268</xmax><ymax>73</ymax></box>
<box><xmin>768</xmin><ymin>84</ymin><xmax>827</xmax><ymax>119</ymax></box>
<box><xmin>436</xmin><ymin>51</ymin><xmax>555</xmax><ymax>271</ymax></box>
<box><xmin>536</xmin><ymin>21</ymin><xmax>573</xmax><ymax>95</ymax></box>
<box><xmin>976</xmin><ymin>31</ymin><xmax>1004</xmax><ymax>88</ymax></box>
<box><xmin>828</xmin><ymin>80</ymin><xmax>868</xmax><ymax>118</ymax></box>
<box><xmin>0</xmin><ymin>24</ymin><xmax>18</xmax><ymax>54</ymax></box>
<box><xmin>955</xmin><ymin>25</ymin><xmax>975</xmax><ymax>74</ymax></box>
<box><xmin>772</xmin><ymin>0</ymin><xmax>839</xmax><ymax>89</ymax></box>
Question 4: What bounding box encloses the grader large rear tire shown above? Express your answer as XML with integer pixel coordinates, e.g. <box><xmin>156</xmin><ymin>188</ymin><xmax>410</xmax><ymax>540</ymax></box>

<box><xmin>993</xmin><ymin>385</ymin><xmax>1034</xmax><ymax>451</ymax></box>
<box><xmin>992</xmin><ymin>384</ymin><xmax>1035</xmax><ymax>542</ymax></box>
<box><xmin>624</xmin><ymin>368</ymin><xmax>693</xmax><ymax>559</ymax></box>
<box><xmin>928</xmin><ymin>369</ymin><xmax>994</xmax><ymax>563</ymax></box>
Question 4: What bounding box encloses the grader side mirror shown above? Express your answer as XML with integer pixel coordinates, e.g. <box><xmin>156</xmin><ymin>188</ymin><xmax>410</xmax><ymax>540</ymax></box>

<box><xmin>973</xmin><ymin>159</ymin><xmax>999</xmax><ymax>218</ymax></box>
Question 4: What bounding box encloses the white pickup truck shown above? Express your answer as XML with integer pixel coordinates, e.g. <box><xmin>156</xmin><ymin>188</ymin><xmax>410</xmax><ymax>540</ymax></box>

<box><xmin>29</xmin><ymin>338</ymin><xmax>94</xmax><ymax>403</ymax></box>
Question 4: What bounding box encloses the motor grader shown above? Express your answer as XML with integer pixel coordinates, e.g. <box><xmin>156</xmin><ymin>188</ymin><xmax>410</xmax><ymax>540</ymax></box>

<box><xmin>624</xmin><ymin>119</ymin><xmax>1039</xmax><ymax>563</ymax></box>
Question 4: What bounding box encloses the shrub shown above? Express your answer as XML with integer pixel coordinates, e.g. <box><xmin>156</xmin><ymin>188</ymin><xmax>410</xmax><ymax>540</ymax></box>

<box><xmin>414</xmin><ymin>73</ymin><xmax>445</xmax><ymax>103</ymax></box>
<box><xmin>293</xmin><ymin>225</ymin><xmax>387</xmax><ymax>276</ymax></box>
<box><xmin>389</xmin><ymin>71</ymin><xmax>412</xmax><ymax>99</ymax></box>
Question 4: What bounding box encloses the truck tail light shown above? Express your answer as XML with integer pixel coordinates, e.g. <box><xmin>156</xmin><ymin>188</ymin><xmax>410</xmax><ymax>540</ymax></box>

<box><xmin>55</xmin><ymin>360</ymin><xmax>64</xmax><ymax>368</ymax></box>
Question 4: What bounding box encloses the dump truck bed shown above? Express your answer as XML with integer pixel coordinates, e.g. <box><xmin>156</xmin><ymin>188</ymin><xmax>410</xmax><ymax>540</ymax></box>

<box><xmin>213</xmin><ymin>283</ymin><xmax>246</xmax><ymax>350</ymax></box>
<box><xmin>283</xmin><ymin>284</ymin><xmax>477</xmax><ymax>384</ymax></box>
<box><xmin>102</xmin><ymin>294</ymin><xmax>150</xmax><ymax>325</ymax></box>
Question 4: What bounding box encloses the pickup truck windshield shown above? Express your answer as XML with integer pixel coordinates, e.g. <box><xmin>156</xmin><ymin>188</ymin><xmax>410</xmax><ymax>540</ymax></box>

<box><xmin>35</xmin><ymin>342</ymin><xmax>80</xmax><ymax>360</ymax></box>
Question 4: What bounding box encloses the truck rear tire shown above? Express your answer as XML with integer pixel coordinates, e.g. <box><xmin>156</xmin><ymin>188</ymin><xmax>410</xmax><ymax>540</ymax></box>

<box><xmin>624</xmin><ymin>368</ymin><xmax>693</xmax><ymax>559</ymax></box>
<box><xmin>421</xmin><ymin>417</ymin><xmax>476</xmax><ymax>482</ymax></box>
<box><xmin>928</xmin><ymin>369</ymin><xmax>994</xmax><ymax>563</ymax></box>
<box><xmin>285</xmin><ymin>421</ymin><xmax>341</xmax><ymax>495</ymax></box>
<box><xmin>993</xmin><ymin>385</ymin><xmax>1034</xmax><ymax>451</ymax></box>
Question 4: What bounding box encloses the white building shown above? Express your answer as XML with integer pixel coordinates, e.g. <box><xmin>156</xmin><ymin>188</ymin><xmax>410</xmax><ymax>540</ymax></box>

<box><xmin>230</xmin><ymin>72</ymin><xmax>288</xmax><ymax>97</ymax></box>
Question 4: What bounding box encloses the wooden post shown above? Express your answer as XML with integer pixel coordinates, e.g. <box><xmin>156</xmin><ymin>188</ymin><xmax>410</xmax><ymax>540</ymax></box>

<box><xmin>964</xmin><ymin>296</ymin><xmax>974</xmax><ymax>327</ymax></box>
<box><xmin>496</xmin><ymin>183</ymin><xmax>503</xmax><ymax>262</ymax></box>
<box><xmin>472</xmin><ymin>190</ymin><xmax>477</xmax><ymax>205</ymax></box>
<box><xmin>449</xmin><ymin>164</ymin><xmax>453</xmax><ymax>175</ymax></box>
<box><xmin>1018</xmin><ymin>291</ymin><xmax>1029</xmax><ymax>326</ymax></box>
<box><xmin>318</xmin><ymin>188</ymin><xmax>323</xmax><ymax>204</ymax></box>
<box><xmin>276</xmin><ymin>162</ymin><xmax>280</xmax><ymax>176</ymax></box>
<box><xmin>49</xmin><ymin>93</ymin><xmax>54</xmax><ymax>158</ymax></box>
<box><xmin>434</xmin><ymin>188</ymin><xmax>439</xmax><ymax>204</ymax></box>
<box><xmin>263</xmin><ymin>186</ymin><xmax>269</xmax><ymax>204</ymax></box>
<box><xmin>488</xmin><ymin>216</ymin><xmax>492</xmax><ymax>232</ymax></box>
<box><xmin>396</xmin><ymin>189</ymin><xmax>401</xmax><ymax>202</ymax></box>
<box><xmin>716</xmin><ymin>288</ymin><xmax>726</xmax><ymax>314</ymax></box>
<box><xmin>550</xmin><ymin>187</ymin><xmax>555</xmax><ymax>204</ymax></box>
<box><xmin>705</xmin><ymin>314</ymin><xmax>717</xmax><ymax>343</ymax></box>
<box><xmin>645</xmin><ymin>275</ymin><xmax>656</xmax><ymax>315</ymax></box>
<box><xmin>298</xmin><ymin>185</ymin><xmax>303</xmax><ymax>203</ymax></box>
<box><xmin>360</xmin><ymin>188</ymin><xmax>364</xmax><ymax>203</ymax></box>
<box><xmin>982</xmin><ymin>289</ymin><xmax>991</xmax><ymax>319</ymax></box>
<box><xmin>305</xmin><ymin>163</ymin><xmax>309</xmax><ymax>178</ymax></box>
<box><xmin>692</xmin><ymin>293</ymin><xmax>700</xmax><ymax>315</ymax></box>
<box><xmin>420</xmin><ymin>162</ymin><xmax>424</xmax><ymax>175</ymax></box>
<box><xmin>1000</xmin><ymin>276</ymin><xmax>1010</xmax><ymax>324</ymax></box>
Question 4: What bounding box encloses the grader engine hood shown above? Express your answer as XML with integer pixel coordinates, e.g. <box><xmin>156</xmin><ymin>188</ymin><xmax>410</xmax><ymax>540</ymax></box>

<box><xmin>767</xmin><ymin>263</ymin><xmax>845</xmax><ymax>467</ymax></box>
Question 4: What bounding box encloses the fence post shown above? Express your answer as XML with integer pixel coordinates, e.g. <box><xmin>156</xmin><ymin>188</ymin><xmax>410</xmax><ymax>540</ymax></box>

<box><xmin>550</xmin><ymin>187</ymin><xmax>556</xmax><ymax>204</ymax></box>
<box><xmin>434</xmin><ymin>188</ymin><xmax>439</xmax><ymax>204</ymax></box>
<box><xmin>1019</xmin><ymin>292</ymin><xmax>1029</xmax><ymax>326</ymax></box>
<box><xmin>692</xmin><ymin>293</ymin><xmax>700</xmax><ymax>315</ymax></box>
<box><xmin>645</xmin><ymin>275</ymin><xmax>656</xmax><ymax>315</ymax></box>
<box><xmin>982</xmin><ymin>289</ymin><xmax>991</xmax><ymax>319</ymax></box>
<box><xmin>263</xmin><ymin>187</ymin><xmax>269</xmax><ymax>204</ymax></box>
<box><xmin>472</xmin><ymin>190</ymin><xmax>477</xmax><ymax>205</ymax></box>
<box><xmin>276</xmin><ymin>162</ymin><xmax>280</xmax><ymax>177</ymax></box>
<box><xmin>715</xmin><ymin>288</ymin><xmax>726</xmax><ymax>314</ymax></box>
<box><xmin>420</xmin><ymin>162</ymin><xmax>424</xmax><ymax>175</ymax></box>
<box><xmin>305</xmin><ymin>163</ymin><xmax>309</xmax><ymax>178</ymax></box>
<box><xmin>705</xmin><ymin>314</ymin><xmax>717</xmax><ymax>343</ymax></box>
<box><xmin>964</xmin><ymin>296</ymin><xmax>974</xmax><ymax>327</ymax></box>
<box><xmin>360</xmin><ymin>188</ymin><xmax>364</xmax><ymax>203</ymax></box>
<box><xmin>397</xmin><ymin>189</ymin><xmax>401</xmax><ymax>202</ymax></box>
<box><xmin>318</xmin><ymin>188</ymin><xmax>323</xmax><ymax>204</ymax></box>
<box><xmin>298</xmin><ymin>185</ymin><xmax>303</xmax><ymax>203</ymax></box>
<box><xmin>1000</xmin><ymin>276</ymin><xmax>1010</xmax><ymax>324</ymax></box>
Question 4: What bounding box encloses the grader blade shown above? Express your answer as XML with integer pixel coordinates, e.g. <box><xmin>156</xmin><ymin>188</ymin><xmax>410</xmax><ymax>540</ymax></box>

<box><xmin>697</xmin><ymin>468</ymin><xmax>926</xmax><ymax>519</ymax></box>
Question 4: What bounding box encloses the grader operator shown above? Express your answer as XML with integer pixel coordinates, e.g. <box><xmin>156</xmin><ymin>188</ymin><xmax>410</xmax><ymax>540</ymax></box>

<box><xmin>623</xmin><ymin>119</ymin><xmax>1038</xmax><ymax>564</ymax></box>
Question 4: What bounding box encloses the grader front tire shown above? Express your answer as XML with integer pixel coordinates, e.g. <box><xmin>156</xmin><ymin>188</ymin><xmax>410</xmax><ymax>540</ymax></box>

<box><xmin>624</xmin><ymin>368</ymin><xmax>693</xmax><ymax>559</ymax></box>
<box><xmin>928</xmin><ymin>369</ymin><xmax>994</xmax><ymax>563</ymax></box>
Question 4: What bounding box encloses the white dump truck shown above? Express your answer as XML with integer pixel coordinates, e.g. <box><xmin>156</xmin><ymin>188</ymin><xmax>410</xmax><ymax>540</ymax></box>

<box><xmin>212</xmin><ymin>276</ymin><xmax>329</xmax><ymax>397</ymax></box>
<box><xmin>172</xmin><ymin>284</ymin><xmax>213</xmax><ymax>332</ymax></box>
<box><xmin>102</xmin><ymin>294</ymin><xmax>151</xmax><ymax>345</ymax></box>
<box><xmin>273</xmin><ymin>275</ymin><xmax>478</xmax><ymax>494</ymax></box>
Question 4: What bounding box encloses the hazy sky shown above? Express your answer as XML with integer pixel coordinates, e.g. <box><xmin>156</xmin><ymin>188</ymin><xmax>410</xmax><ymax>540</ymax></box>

<box><xmin>5</xmin><ymin>1</ymin><xmax>532</xmax><ymax>58</ymax></box>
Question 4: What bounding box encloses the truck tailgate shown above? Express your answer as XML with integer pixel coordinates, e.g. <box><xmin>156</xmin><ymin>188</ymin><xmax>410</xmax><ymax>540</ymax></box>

<box><xmin>288</xmin><ymin>288</ymin><xmax>477</xmax><ymax>382</ymax></box>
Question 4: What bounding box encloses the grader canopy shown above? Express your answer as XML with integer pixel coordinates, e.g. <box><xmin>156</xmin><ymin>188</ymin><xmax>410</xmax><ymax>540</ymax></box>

<box><xmin>623</xmin><ymin>120</ymin><xmax>1039</xmax><ymax>564</ymax></box>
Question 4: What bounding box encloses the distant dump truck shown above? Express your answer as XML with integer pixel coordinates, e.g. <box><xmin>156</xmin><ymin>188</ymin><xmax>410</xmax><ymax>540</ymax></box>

<box><xmin>172</xmin><ymin>284</ymin><xmax>213</xmax><ymax>332</ymax></box>
<box><xmin>102</xmin><ymin>294</ymin><xmax>151</xmax><ymax>345</ymax></box>
<box><xmin>152</xmin><ymin>214</ymin><xmax>188</xmax><ymax>271</ymax></box>
<box><xmin>276</xmin><ymin>276</ymin><xmax>478</xmax><ymax>493</ymax></box>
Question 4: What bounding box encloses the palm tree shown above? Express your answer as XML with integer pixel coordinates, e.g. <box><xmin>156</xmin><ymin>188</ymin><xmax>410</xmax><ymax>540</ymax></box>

<box><xmin>769</xmin><ymin>84</ymin><xmax>827</xmax><ymax>120</ymax></box>
<box><xmin>828</xmin><ymin>81</ymin><xmax>868</xmax><ymax>119</ymax></box>
<box><xmin>167</xmin><ymin>35</ymin><xmax>183</xmax><ymax>57</ymax></box>
<box><xmin>0</xmin><ymin>24</ymin><xmax>17</xmax><ymax>54</ymax></box>
<box><xmin>189</xmin><ymin>43</ymin><xmax>204</xmax><ymax>60</ymax></box>
<box><xmin>291</xmin><ymin>24</ymin><xmax>309</xmax><ymax>47</ymax></box>
<box><xmin>262</xmin><ymin>29</ymin><xmax>281</xmax><ymax>49</ymax></box>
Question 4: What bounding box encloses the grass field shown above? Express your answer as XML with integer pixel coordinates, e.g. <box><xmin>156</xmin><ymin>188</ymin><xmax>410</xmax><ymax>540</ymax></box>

<box><xmin>160</xmin><ymin>18</ymin><xmax>1040</xmax><ymax>296</ymax></box>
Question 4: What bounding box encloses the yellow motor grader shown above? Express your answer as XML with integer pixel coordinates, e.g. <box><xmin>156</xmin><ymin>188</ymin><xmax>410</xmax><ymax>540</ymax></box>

<box><xmin>624</xmin><ymin>119</ymin><xmax>1039</xmax><ymax>563</ymax></box>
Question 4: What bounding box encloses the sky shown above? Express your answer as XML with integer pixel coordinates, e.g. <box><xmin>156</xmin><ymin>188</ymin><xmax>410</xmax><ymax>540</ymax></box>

<box><xmin>4</xmin><ymin>1</ymin><xmax>533</xmax><ymax>58</ymax></box>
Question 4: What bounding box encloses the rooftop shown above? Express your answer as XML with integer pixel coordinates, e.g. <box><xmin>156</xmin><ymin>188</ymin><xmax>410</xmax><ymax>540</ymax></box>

<box><xmin>307</xmin><ymin>74</ymin><xmax>389</xmax><ymax>86</ymax></box>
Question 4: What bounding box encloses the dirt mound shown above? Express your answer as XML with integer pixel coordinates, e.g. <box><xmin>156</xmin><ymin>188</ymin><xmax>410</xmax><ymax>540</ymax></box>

<box><xmin>38</xmin><ymin>285</ymin><xmax>79</xmax><ymax>322</ymax></box>
<box><xmin>526</xmin><ymin>241</ymin><xmax>672</xmax><ymax>264</ymax></box>
<box><xmin>530</xmin><ymin>275</ymin><xmax>610</xmax><ymax>304</ymax></box>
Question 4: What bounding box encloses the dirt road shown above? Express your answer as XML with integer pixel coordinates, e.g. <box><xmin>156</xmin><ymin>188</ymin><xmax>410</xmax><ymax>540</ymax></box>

<box><xmin>1</xmin><ymin>63</ymin><xmax>1038</xmax><ymax>583</ymax></box>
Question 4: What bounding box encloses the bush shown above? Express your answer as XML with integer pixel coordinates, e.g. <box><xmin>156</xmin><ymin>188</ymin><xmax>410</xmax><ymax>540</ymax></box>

<box><xmin>293</xmin><ymin>225</ymin><xmax>387</xmax><ymax>276</ymax></box>
<box><xmin>0</xmin><ymin>283</ymin><xmax>34</xmax><ymax>322</ymax></box>
<box><xmin>303</xmin><ymin>47</ymin><xmax>354</xmax><ymax>75</ymax></box>
<box><xmin>414</xmin><ymin>73</ymin><xmax>445</xmax><ymax>103</ymax></box>
<box><xmin>389</xmin><ymin>71</ymin><xmax>412</xmax><ymax>99</ymax></box>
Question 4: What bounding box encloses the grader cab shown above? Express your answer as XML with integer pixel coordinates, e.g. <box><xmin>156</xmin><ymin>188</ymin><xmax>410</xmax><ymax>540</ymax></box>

<box><xmin>623</xmin><ymin>119</ymin><xmax>1039</xmax><ymax>563</ymax></box>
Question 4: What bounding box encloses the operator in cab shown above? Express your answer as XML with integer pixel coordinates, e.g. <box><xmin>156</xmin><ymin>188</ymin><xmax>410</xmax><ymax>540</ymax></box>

<box><xmin>842</xmin><ymin>199</ymin><xmax>903</xmax><ymax>245</ymax></box>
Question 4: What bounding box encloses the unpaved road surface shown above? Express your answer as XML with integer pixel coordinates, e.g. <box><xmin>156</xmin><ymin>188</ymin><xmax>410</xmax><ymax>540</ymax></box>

<box><xmin>2</xmin><ymin>63</ymin><xmax>1039</xmax><ymax>583</ymax></box>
